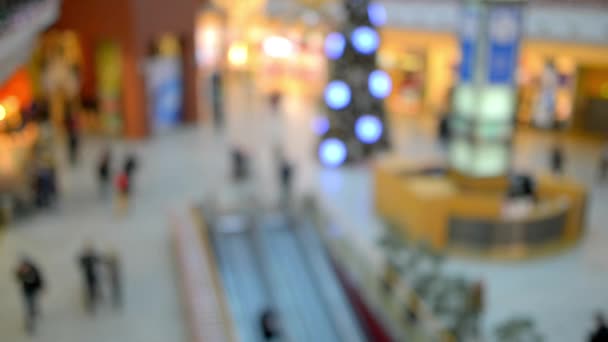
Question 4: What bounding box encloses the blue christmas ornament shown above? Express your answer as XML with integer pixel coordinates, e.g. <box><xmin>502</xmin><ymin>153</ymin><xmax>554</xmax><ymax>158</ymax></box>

<box><xmin>324</xmin><ymin>32</ymin><xmax>346</xmax><ymax>60</ymax></box>
<box><xmin>355</xmin><ymin>115</ymin><xmax>383</xmax><ymax>144</ymax></box>
<box><xmin>368</xmin><ymin>2</ymin><xmax>387</xmax><ymax>27</ymax></box>
<box><xmin>351</xmin><ymin>26</ymin><xmax>379</xmax><ymax>55</ymax></box>
<box><xmin>319</xmin><ymin>138</ymin><xmax>348</xmax><ymax>167</ymax></box>
<box><xmin>324</xmin><ymin>81</ymin><xmax>351</xmax><ymax>110</ymax></box>
<box><xmin>368</xmin><ymin>70</ymin><xmax>392</xmax><ymax>99</ymax></box>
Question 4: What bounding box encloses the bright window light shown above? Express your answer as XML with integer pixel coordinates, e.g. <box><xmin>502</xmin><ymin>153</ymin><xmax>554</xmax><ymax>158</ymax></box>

<box><xmin>263</xmin><ymin>36</ymin><xmax>295</xmax><ymax>58</ymax></box>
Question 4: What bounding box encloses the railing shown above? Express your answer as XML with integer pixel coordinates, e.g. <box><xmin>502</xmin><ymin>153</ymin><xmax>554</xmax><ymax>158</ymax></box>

<box><xmin>0</xmin><ymin>0</ymin><xmax>59</xmax><ymax>82</ymax></box>
<box><xmin>171</xmin><ymin>207</ymin><xmax>237</xmax><ymax>342</ymax></box>
<box><xmin>0</xmin><ymin>0</ymin><xmax>45</xmax><ymax>29</ymax></box>
<box><xmin>308</xmin><ymin>194</ymin><xmax>455</xmax><ymax>341</ymax></box>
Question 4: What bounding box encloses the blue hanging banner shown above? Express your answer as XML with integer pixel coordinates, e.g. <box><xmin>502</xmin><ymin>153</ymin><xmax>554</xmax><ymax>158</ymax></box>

<box><xmin>487</xmin><ymin>5</ymin><xmax>522</xmax><ymax>85</ymax></box>
<box><xmin>459</xmin><ymin>6</ymin><xmax>479</xmax><ymax>83</ymax></box>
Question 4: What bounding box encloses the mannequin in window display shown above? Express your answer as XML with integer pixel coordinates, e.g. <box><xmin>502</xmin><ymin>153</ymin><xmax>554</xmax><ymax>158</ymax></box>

<box><xmin>533</xmin><ymin>60</ymin><xmax>558</xmax><ymax>129</ymax></box>
<box><xmin>399</xmin><ymin>70</ymin><xmax>424</xmax><ymax>115</ymax></box>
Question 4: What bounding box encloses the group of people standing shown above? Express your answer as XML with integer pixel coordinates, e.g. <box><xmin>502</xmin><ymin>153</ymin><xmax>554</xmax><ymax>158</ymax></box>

<box><xmin>10</xmin><ymin>111</ymin><xmax>137</xmax><ymax>336</ymax></box>
<box><xmin>61</xmin><ymin>107</ymin><xmax>139</xmax><ymax>210</ymax></box>
<box><xmin>14</xmin><ymin>244</ymin><xmax>122</xmax><ymax>335</ymax></box>
<box><xmin>96</xmin><ymin>147</ymin><xmax>138</xmax><ymax>213</ymax></box>
<box><xmin>78</xmin><ymin>244</ymin><xmax>122</xmax><ymax>313</ymax></box>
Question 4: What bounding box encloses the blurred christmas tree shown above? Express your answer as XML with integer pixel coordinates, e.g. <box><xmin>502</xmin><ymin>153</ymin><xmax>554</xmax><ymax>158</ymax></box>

<box><xmin>317</xmin><ymin>0</ymin><xmax>390</xmax><ymax>167</ymax></box>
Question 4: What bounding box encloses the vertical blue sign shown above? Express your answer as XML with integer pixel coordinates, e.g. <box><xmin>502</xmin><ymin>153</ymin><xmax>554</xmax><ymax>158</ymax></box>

<box><xmin>459</xmin><ymin>6</ymin><xmax>479</xmax><ymax>83</ymax></box>
<box><xmin>487</xmin><ymin>5</ymin><xmax>522</xmax><ymax>84</ymax></box>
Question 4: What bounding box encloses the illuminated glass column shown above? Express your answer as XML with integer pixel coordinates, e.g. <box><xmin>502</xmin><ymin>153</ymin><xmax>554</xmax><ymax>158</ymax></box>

<box><xmin>450</xmin><ymin>0</ymin><xmax>526</xmax><ymax>178</ymax></box>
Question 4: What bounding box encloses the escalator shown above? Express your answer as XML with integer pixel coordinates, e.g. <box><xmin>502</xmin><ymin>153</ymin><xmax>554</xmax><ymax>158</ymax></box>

<box><xmin>211</xmin><ymin>217</ymin><xmax>269</xmax><ymax>342</ymax></box>
<box><xmin>208</xmin><ymin>210</ymin><xmax>364</xmax><ymax>342</ymax></box>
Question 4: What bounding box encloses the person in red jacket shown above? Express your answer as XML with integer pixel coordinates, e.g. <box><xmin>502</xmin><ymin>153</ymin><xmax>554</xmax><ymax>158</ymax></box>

<box><xmin>115</xmin><ymin>172</ymin><xmax>130</xmax><ymax>213</ymax></box>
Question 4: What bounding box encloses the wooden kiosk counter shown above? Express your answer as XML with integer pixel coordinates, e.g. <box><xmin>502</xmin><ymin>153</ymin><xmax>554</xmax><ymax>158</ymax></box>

<box><xmin>374</xmin><ymin>159</ymin><xmax>587</xmax><ymax>260</ymax></box>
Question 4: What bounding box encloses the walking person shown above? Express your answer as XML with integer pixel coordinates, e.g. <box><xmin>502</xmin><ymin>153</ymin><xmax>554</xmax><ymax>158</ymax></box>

<box><xmin>259</xmin><ymin>308</ymin><xmax>281</xmax><ymax>341</ymax></box>
<box><xmin>437</xmin><ymin>115</ymin><xmax>451</xmax><ymax>150</ymax></box>
<box><xmin>269</xmin><ymin>91</ymin><xmax>281</xmax><ymax>115</ymax></box>
<box><xmin>550</xmin><ymin>143</ymin><xmax>564</xmax><ymax>175</ymax></box>
<box><xmin>115</xmin><ymin>171</ymin><xmax>130</xmax><ymax>214</ymax></box>
<box><xmin>232</xmin><ymin>147</ymin><xmax>247</xmax><ymax>181</ymax></box>
<box><xmin>104</xmin><ymin>248</ymin><xmax>123</xmax><ymax>309</ymax></box>
<box><xmin>124</xmin><ymin>153</ymin><xmax>138</xmax><ymax>194</ymax></box>
<box><xmin>97</xmin><ymin>147</ymin><xmax>112</xmax><ymax>198</ymax></box>
<box><xmin>77</xmin><ymin>244</ymin><xmax>101</xmax><ymax>313</ymax></box>
<box><xmin>64</xmin><ymin>111</ymin><xmax>80</xmax><ymax>166</ymax></box>
<box><xmin>211</xmin><ymin>71</ymin><xmax>224</xmax><ymax>132</ymax></box>
<box><xmin>590</xmin><ymin>312</ymin><xmax>608</xmax><ymax>342</ymax></box>
<box><xmin>14</xmin><ymin>257</ymin><xmax>45</xmax><ymax>334</ymax></box>
<box><xmin>278</xmin><ymin>155</ymin><xmax>294</xmax><ymax>210</ymax></box>
<box><xmin>599</xmin><ymin>143</ymin><xmax>608</xmax><ymax>181</ymax></box>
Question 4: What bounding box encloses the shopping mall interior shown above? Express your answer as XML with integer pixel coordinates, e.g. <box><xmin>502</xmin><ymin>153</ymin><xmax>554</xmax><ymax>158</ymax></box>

<box><xmin>1</xmin><ymin>0</ymin><xmax>608</xmax><ymax>341</ymax></box>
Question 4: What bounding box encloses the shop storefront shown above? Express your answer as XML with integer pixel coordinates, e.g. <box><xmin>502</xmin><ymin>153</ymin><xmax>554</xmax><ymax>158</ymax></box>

<box><xmin>378</xmin><ymin>28</ymin><xmax>608</xmax><ymax>135</ymax></box>
<box><xmin>31</xmin><ymin>30</ymin><xmax>83</xmax><ymax>134</ymax></box>
<box><xmin>378</xmin><ymin>29</ymin><xmax>458</xmax><ymax>118</ymax></box>
<box><xmin>207</xmin><ymin>12</ymin><xmax>328</xmax><ymax>97</ymax></box>
<box><xmin>51</xmin><ymin>0</ymin><xmax>199</xmax><ymax>139</ymax></box>
<box><xmin>0</xmin><ymin>66</ymin><xmax>53</xmax><ymax>215</ymax></box>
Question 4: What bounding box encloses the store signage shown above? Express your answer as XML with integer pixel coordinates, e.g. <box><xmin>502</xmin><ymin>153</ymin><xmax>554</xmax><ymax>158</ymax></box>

<box><xmin>487</xmin><ymin>5</ymin><xmax>522</xmax><ymax>84</ymax></box>
<box><xmin>146</xmin><ymin>57</ymin><xmax>183</xmax><ymax>132</ymax></box>
<box><xmin>459</xmin><ymin>6</ymin><xmax>479</xmax><ymax>83</ymax></box>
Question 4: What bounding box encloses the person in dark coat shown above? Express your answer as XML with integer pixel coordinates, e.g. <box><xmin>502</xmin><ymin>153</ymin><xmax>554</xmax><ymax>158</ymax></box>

<box><xmin>438</xmin><ymin>115</ymin><xmax>451</xmax><ymax>148</ymax></box>
<box><xmin>590</xmin><ymin>313</ymin><xmax>608</xmax><ymax>342</ymax></box>
<box><xmin>278</xmin><ymin>156</ymin><xmax>293</xmax><ymax>207</ymax></box>
<box><xmin>78</xmin><ymin>244</ymin><xmax>101</xmax><ymax>313</ymax></box>
<box><xmin>269</xmin><ymin>91</ymin><xmax>282</xmax><ymax>114</ymax></box>
<box><xmin>123</xmin><ymin>153</ymin><xmax>138</xmax><ymax>194</ymax></box>
<box><xmin>550</xmin><ymin>143</ymin><xmax>564</xmax><ymax>174</ymax></box>
<box><xmin>64</xmin><ymin>112</ymin><xmax>79</xmax><ymax>166</ymax></box>
<box><xmin>260</xmin><ymin>308</ymin><xmax>281</xmax><ymax>340</ymax></box>
<box><xmin>14</xmin><ymin>257</ymin><xmax>45</xmax><ymax>334</ymax></box>
<box><xmin>211</xmin><ymin>72</ymin><xmax>224</xmax><ymax>131</ymax></box>
<box><xmin>600</xmin><ymin>144</ymin><xmax>608</xmax><ymax>181</ymax></box>
<box><xmin>97</xmin><ymin>148</ymin><xmax>112</xmax><ymax>197</ymax></box>
<box><xmin>232</xmin><ymin>148</ymin><xmax>247</xmax><ymax>181</ymax></box>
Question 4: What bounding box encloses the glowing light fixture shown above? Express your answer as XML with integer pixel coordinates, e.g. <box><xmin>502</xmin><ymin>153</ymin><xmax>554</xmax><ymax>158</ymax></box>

<box><xmin>319</xmin><ymin>138</ymin><xmax>347</xmax><ymax>167</ymax></box>
<box><xmin>351</xmin><ymin>26</ymin><xmax>379</xmax><ymax>55</ymax></box>
<box><xmin>324</xmin><ymin>81</ymin><xmax>351</xmax><ymax>110</ymax></box>
<box><xmin>5</xmin><ymin>96</ymin><xmax>20</xmax><ymax>113</ymax></box>
<box><xmin>312</xmin><ymin>115</ymin><xmax>330</xmax><ymax>136</ymax></box>
<box><xmin>355</xmin><ymin>115</ymin><xmax>383</xmax><ymax>144</ymax></box>
<box><xmin>368</xmin><ymin>70</ymin><xmax>392</xmax><ymax>99</ymax></box>
<box><xmin>228</xmin><ymin>42</ymin><xmax>248</xmax><ymax>67</ymax></box>
<box><xmin>324</xmin><ymin>32</ymin><xmax>346</xmax><ymax>60</ymax></box>
<box><xmin>368</xmin><ymin>2</ymin><xmax>387</xmax><ymax>27</ymax></box>
<box><xmin>263</xmin><ymin>36</ymin><xmax>294</xmax><ymax>58</ymax></box>
<box><xmin>0</xmin><ymin>105</ymin><xmax>6</xmax><ymax>121</ymax></box>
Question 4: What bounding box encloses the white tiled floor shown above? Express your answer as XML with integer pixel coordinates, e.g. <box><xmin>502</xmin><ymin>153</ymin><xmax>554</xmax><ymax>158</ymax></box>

<box><xmin>0</xmin><ymin>131</ymin><xmax>213</xmax><ymax>342</ymax></box>
<box><xmin>0</xmin><ymin>74</ymin><xmax>318</xmax><ymax>342</ymax></box>
<box><xmin>1</xmin><ymin>72</ymin><xmax>607</xmax><ymax>341</ymax></box>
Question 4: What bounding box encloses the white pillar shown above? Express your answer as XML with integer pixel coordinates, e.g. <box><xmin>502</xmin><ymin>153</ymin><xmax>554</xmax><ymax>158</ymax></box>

<box><xmin>450</xmin><ymin>0</ymin><xmax>526</xmax><ymax>178</ymax></box>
